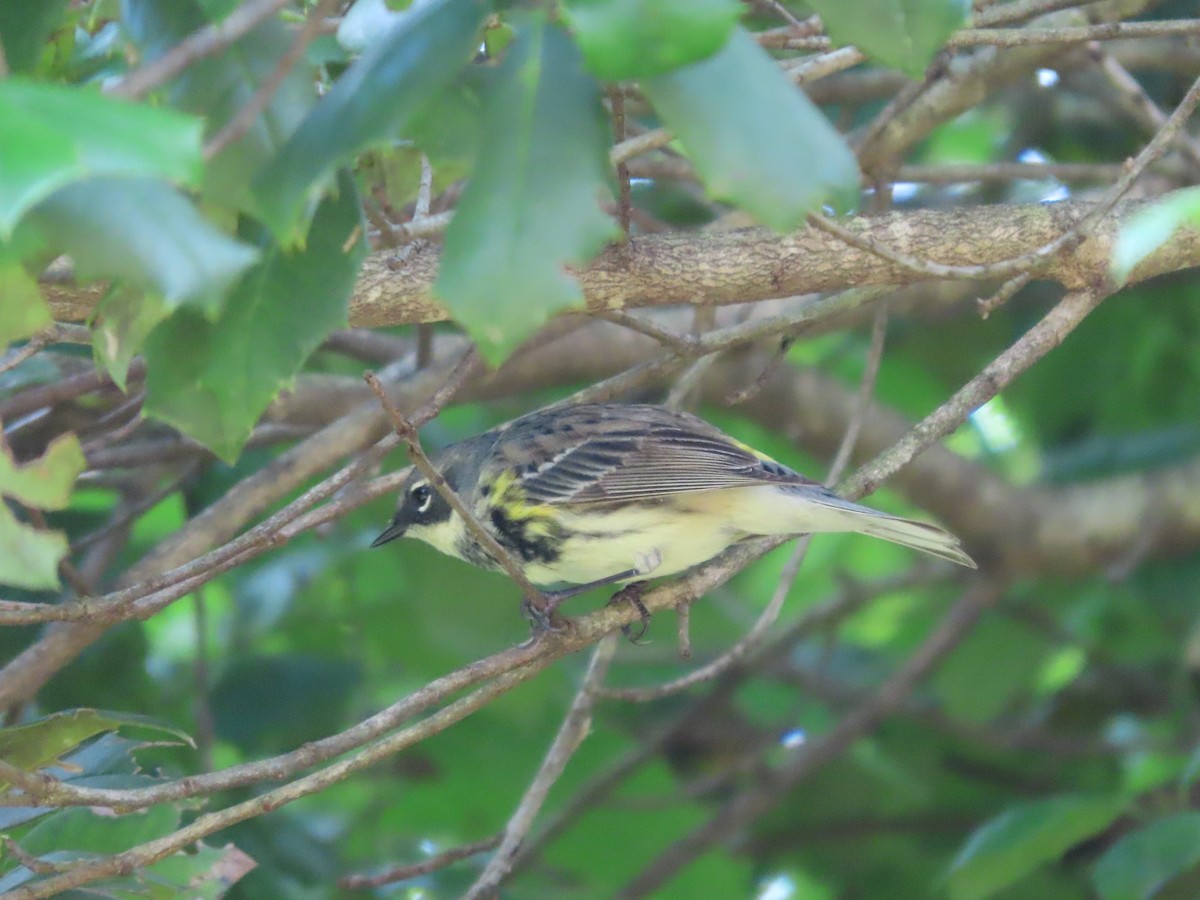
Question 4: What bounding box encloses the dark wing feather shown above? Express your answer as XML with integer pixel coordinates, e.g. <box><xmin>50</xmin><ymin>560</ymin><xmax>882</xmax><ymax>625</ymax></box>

<box><xmin>492</xmin><ymin>404</ymin><xmax>816</xmax><ymax>505</ymax></box>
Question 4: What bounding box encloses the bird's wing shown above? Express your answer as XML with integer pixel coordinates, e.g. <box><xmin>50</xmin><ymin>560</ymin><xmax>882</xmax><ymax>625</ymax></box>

<box><xmin>495</xmin><ymin>404</ymin><xmax>816</xmax><ymax>505</ymax></box>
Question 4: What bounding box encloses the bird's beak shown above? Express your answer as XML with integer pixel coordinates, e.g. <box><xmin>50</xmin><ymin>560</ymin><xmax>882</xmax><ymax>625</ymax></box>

<box><xmin>370</xmin><ymin>521</ymin><xmax>406</xmax><ymax>548</ymax></box>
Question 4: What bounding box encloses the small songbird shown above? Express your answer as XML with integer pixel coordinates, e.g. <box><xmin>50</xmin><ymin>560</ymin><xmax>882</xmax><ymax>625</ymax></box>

<box><xmin>371</xmin><ymin>403</ymin><xmax>975</xmax><ymax>611</ymax></box>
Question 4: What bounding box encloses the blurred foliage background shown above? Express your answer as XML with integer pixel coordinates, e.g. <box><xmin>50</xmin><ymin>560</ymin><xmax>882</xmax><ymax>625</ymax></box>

<box><xmin>3</xmin><ymin>0</ymin><xmax>1200</xmax><ymax>898</ymax></box>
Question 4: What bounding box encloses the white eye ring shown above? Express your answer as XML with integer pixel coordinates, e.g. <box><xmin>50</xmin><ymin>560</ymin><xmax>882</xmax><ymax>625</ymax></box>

<box><xmin>411</xmin><ymin>484</ymin><xmax>433</xmax><ymax>514</ymax></box>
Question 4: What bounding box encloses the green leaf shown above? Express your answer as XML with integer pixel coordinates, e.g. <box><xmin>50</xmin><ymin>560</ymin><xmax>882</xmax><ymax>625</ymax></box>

<box><xmin>0</xmin><ymin>504</ymin><xmax>67</xmax><ymax>591</ymax></box>
<box><xmin>143</xmin><ymin>173</ymin><xmax>366</xmax><ymax>462</ymax></box>
<box><xmin>1093</xmin><ymin>812</ymin><xmax>1200</xmax><ymax>900</ymax></box>
<box><xmin>14</xmin><ymin>176</ymin><xmax>259</xmax><ymax>318</ymax></box>
<box><xmin>435</xmin><ymin>18</ymin><xmax>618</xmax><ymax>365</ymax></box>
<box><xmin>808</xmin><ymin>0</ymin><xmax>969</xmax><ymax>77</ymax></box>
<box><xmin>0</xmin><ymin>710</ymin><xmax>116</xmax><ymax>777</ymax></box>
<box><xmin>91</xmin><ymin>287</ymin><xmax>172</xmax><ymax>391</ymax></box>
<box><xmin>253</xmin><ymin>0</ymin><xmax>488</xmax><ymax>240</ymax></box>
<box><xmin>947</xmin><ymin>794</ymin><xmax>1127</xmax><ymax>900</ymax></box>
<box><xmin>0</xmin><ymin>263</ymin><xmax>52</xmax><ymax>346</ymax></box>
<box><xmin>1112</xmin><ymin>187</ymin><xmax>1200</xmax><ymax>285</ymax></box>
<box><xmin>21</xmin><ymin>804</ymin><xmax>180</xmax><ymax>857</ymax></box>
<box><xmin>0</xmin><ymin>429</ymin><xmax>83</xmax><ymax>590</ymax></box>
<box><xmin>562</xmin><ymin>0</ymin><xmax>741</xmax><ymax>80</ymax></box>
<box><xmin>0</xmin><ymin>0</ymin><xmax>69</xmax><ymax>74</ymax></box>
<box><xmin>0</xmin><ymin>710</ymin><xmax>193</xmax><ymax>785</ymax></box>
<box><xmin>140</xmin><ymin>843</ymin><xmax>256</xmax><ymax>898</ymax></box>
<box><xmin>123</xmin><ymin>0</ymin><xmax>314</xmax><ymax>215</ymax></box>
<box><xmin>642</xmin><ymin>28</ymin><xmax>860</xmax><ymax>232</ymax></box>
<box><xmin>0</xmin><ymin>79</ymin><xmax>203</xmax><ymax>237</ymax></box>
<box><xmin>0</xmin><ymin>733</ymin><xmax>177</xmax><ymax>832</ymax></box>
<box><xmin>0</xmin><ymin>432</ymin><xmax>84</xmax><ymax>509</ymax></box>
<box><xmin>336</xmin><ymin>0</ymin><xmax>405</xmax><ymax>52</ymax></box>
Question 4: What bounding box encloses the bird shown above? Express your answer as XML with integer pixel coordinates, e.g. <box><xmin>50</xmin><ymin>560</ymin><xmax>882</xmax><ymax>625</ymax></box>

<box><xmin>370</xmin><ymin>403</ymin><xmax>976</xmax><ymax>616</ymax></box>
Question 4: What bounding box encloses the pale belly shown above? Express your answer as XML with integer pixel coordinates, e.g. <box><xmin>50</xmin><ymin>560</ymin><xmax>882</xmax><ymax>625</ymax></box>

<box><xmin>521</xmin><ymin>492</ymin><xmax>756</xmax><ymax>587</ymax></box>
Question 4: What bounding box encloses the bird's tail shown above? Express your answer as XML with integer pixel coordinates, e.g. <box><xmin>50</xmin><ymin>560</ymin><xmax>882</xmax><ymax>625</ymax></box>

<box><xmin>781</xmin><ymin>487</ymin><xmax>977</xmax><ymax>569</ymax></box>
<box><xmin>850</xmin><ymin>511</ymin><xmax>977</xmax><ymax>568</ymax></box>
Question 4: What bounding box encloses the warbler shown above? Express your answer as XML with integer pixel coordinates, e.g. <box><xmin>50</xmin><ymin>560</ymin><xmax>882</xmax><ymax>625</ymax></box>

<box><xmin>371</xmin><ymin>403</ymin><xmax>976</xmax><ymax>610</ymax></box>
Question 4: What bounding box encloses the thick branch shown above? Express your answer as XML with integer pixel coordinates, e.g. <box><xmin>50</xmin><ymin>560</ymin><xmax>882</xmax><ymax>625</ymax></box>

<box><xmin>41</xmin><ymin>199</ymin><xmax>1200</xmax><ymax>328</ymax></box>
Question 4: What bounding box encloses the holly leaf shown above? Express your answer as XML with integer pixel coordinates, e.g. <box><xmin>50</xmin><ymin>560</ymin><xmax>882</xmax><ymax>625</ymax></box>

<box><xmin>435</xmin><ymin>17</ymin><xmax>618</xmax><ymax>365</ymax></box>
<box><xmin>562</xmin><ymin>0</ymin><xmax>740</xmax><ymax>80</ymax></box>
<box><xmin>808</xmin><ymin>0</ymin><xmax>969</xmax><ymax>77</ymax></box>
<box><xmin>643</xmin><ymin>28</ymin><xmax>860</xmax><ymax>232</ymax></box>
<box><xmin>947</xmin><ymin>794</ymin><xmax>1127</xmax><ymax>900</ymax></box>
<box><xmin>143</xmin><ymin>173</ymin><xmax>366</xmax><ymax>462</ymax></box>
<box><xmin>253</xmin><ymin>0</ymin><xmax>488</xmax><ymax>240</ymax></box>
<box><xmin>0</xmin><ymin>79</ymin><xmax>202</xmax><ymax>237</ymax></box>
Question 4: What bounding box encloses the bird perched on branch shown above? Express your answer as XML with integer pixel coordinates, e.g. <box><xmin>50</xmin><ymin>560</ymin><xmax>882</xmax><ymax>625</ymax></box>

<box><xmin>371</xmin><ymin>403</ymin><xmax>975</xmax><ymax>616</ymax></box>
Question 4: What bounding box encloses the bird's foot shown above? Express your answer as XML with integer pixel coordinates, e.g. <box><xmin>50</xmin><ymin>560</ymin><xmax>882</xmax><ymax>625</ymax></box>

<box><xmin>609</xmin><ymin>581</ymin><xmax>651</xmax><ymax>643</ymax></box>
<box><xmin>520</xmin><ymin>594</ymin><xmax>568</xmax><ymax>636</ymax></box>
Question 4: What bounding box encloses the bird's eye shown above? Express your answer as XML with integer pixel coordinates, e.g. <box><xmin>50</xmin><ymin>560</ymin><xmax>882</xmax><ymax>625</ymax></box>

<box><xmin>410</xmin><ymin>484</ymin><xmax>433</xmax><ymax>514</ymax></box>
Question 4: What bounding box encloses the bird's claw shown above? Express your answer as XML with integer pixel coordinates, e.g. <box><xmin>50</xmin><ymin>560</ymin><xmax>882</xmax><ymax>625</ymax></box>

<box><xmin>609</xmin><ymin>581</ymin><xmax>651</xmax><ymax>643</ymax></box>
<box><xmin>520</xmin><ymin>594</ymin><xmax>568</xmax><ymax>636</ymax></box>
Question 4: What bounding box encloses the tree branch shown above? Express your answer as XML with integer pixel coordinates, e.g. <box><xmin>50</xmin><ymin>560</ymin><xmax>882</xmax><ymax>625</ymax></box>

<box><xmin>40</xmin><ymin>198</ymin><xmax>1200</xmax><ymax>328</ymax></box>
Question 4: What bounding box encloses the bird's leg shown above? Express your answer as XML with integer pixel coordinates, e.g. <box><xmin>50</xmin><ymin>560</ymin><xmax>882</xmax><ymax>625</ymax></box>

<box><xmin>535</xmin><ymin>549</ymin><xmax>667</xmax><ymax>619</ymax></box>
<box><xmin>539</xmin><ymin>567</ymin><xmax>642</xmax><ymax>614</ymax></box>
<box><xmin>610</xmin><ymin>549</ymin><xmax>662</xmax><ymax>642</ymax></box>
<box><xmin>609</xmin><ymin>582</ymin><xmax>650</xmax><ymax>643</ymax></box>
<box><xmin>529</xmin><ymin>549</ymin><xmax>663</xmax><ymax>638</ymax></box>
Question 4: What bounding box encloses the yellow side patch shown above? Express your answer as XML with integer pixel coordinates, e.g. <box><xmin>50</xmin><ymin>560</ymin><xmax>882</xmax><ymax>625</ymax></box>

<box><xmin>487</xmin><ymin>469</ymin><xmax>555</xmax><ymax>521</ymax></box>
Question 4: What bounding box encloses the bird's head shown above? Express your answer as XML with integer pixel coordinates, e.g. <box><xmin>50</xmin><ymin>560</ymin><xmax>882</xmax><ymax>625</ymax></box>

<box><xmin>370</xmin><ymin>443</ymin><xmax>478</xmax><ymax>555</ymax></box>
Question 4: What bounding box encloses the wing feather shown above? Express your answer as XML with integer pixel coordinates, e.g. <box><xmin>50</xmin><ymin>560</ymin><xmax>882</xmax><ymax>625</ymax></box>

<box><xmin>491</xmin><ymin>404</ymin><xmax>816</xmax><ymax>505</ymax></box>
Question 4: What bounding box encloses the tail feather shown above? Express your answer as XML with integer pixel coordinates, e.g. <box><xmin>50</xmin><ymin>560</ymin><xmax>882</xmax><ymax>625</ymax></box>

<box><xmin>782</xmin><ymin>486</ymin><xmax>977</xmax><ymax>569</ymax></box>
<box><xmin>852</xmin><ymin>514</ymin><xmax>977</xmax><ymax>568</ymax></box>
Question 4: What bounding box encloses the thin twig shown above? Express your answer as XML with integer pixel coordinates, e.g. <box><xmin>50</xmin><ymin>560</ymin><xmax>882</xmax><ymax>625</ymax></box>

<box><xmin>109</xmin><ymin>0</ymin><xmax>292</xmax><ymax>100</ymax></box>
<box><xmin>1</xmin><ymin>662</ymin><xmax>555</xmax><ymax>900</ymax></box>
<box><xmin>0</xmin><ymin>361</ymin><xmax>144</xmax><ymax>424</ymax></box>
<box><xmin>811</xmin><ymin>66</ymin><xmax>1200</xmax><ymax>285</ymax></box>
<box><xmin>363</xmin><ymin>197</ymin><xmax>403</xmax><ymax>248</ymax></box>
<box><xmin>339</xmin><ymin>835</ymin><xmax>501</xmax><ymax>890</ymax></box>
<box><xmin>842</xmin><ymin>288</ymin><xmax>1105</xmax><ymax>501</ymax></box>
<box><xmin>415</xmin><ymin>154</ymin><xmax>434</xmax><ymax>220</ymax></box>
<box><xmin>464</xmin><ymin>635</ymin><xmax>618</xmax><ymax>898</ymax></box>
<box><xmin>506</xmin><ymin>571</ymin><xmax>939</xmax><ymax>878</ymax></box>
<box><xmin>203</xmin><ymin>0</ymin><xmax>339</xmax><ymax>160</ymax></box>
<box><xmin>1</xmin><ymin>837</ymin><xmax>65</xmax><ymax>875</ymax></box>
<box><xmin>598</xmin><ymin>310</ymin><xmax>696</xmax><ymax>354</ymax></box>
<box><xmin>954</xmin><ymin>20</ymin><xmax>1200</xmax><ymax>47</ymax></box>
<box><xmin>71</xmin><ymin>463</ymin><xmax>201</xmax><ymax>554</ymax></box>
<box><xmin>1094</xmin><ymin>48</ymin><xmax>1200</xmax><ymax>174</ymax></box>
<box><xmin>0</xmin><ymin>324</ymin><xmax>91</xmax><ymax>376</ymax></box>
<box><xmin>609</xmin><ymin>87</ymin><xmax>633</xmax><ymax>237</ymax></box>
<box><xmin>617</xmin><ymin>582</ymin><xmax>999</xmax><ymax>898</ymax></box>
<box><xmin>895</xmin><ymin>161</ymin><xmax>1123</xmax><ymax>185</ymax></box>
<box><xmin>827</xmin><ymin>305</ymin><xmax>888</xmax><ymax>483</ymax></box>
<box><xmin>973</xmin><ymin>0</ymin><xmax>1104</xmax><ymax>28</ymax></box>
<box><xmin>722</xmin><ymin>337</ymin><xmax>793</xmax><ymax>406</ymax></box>
<box><xmin>977</xmin><ymin>271</ymin><xmax>1033</xmax><ymax>318</ymax></box>
<box><xmin>596</xmin><ymin>536</ymin><xmax>814</xmax><ymax>703</ymax></box>
<box><xmin>191</xmin><ymin>590</ymin><xmax>216</xmax><ymax>773</ymax></box>
<box><xmin>0</xmin><ymin>352</ymin><xmax>483</xmax><ymax>629</ymax></box>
